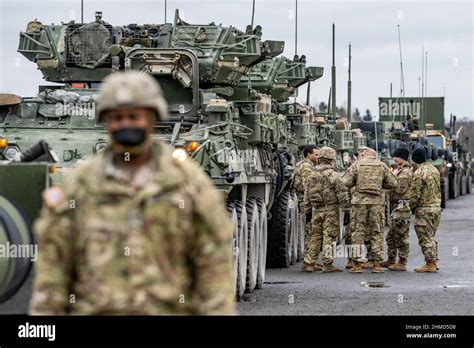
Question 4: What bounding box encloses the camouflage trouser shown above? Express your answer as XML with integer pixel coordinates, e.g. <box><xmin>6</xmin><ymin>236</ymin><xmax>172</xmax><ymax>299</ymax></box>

<box><xmin>351</xmin><ymin>204</ymin><xmax>385</xmax><ymax>262</ymax></box>
<box><xmin>414</xmin><ymin>207</ymin><xmax>441</xmax><ymax>262</ymax></box>
<box><xmin>304</xmin><ymin>207</ymin><xmax>340</xmax><ymax>265</ymax></box>
<box><xmin>387</xmin><ymin>201</ymin><xmax>411</xmax><ymax>260</ymax></box>
<box><xmin>346</xmin><ymin>211</ymin><xmax>372</xmax><ymax>259</ymax></box>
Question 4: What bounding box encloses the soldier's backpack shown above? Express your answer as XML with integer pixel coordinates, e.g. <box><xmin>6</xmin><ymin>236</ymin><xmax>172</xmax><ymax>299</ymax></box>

<box><xmin>356</xmin><ymin>160</ymin><xmax>384</xmax><ymax>195</ymax></box>
<box><xmin>308</xmin><ymin>167</ymin><xmax>331</xmax><ymax>207</ymax></box>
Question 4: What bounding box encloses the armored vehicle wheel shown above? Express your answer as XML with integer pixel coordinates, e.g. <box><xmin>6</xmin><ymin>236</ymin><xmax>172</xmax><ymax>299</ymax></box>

<box><xmin>441</xmin><ymin>177</ymin><xmax>448</xmax><ymax>209</ymax></box>
<box><xmin>297</xmin><ymin>213</ymin><xmax>305</xmax><ymax>262</ymax></box>
<box><xmin>449</xmin><ymin>173</ymin><xmax>458</xmax><ymax>199</ymax></box>
<box><xmin>226</xmin><ymin>203</ymin><xmax>239</xmax><ymax>297</ymax></box>
<box><xmin>461</xmin><ymin>175</ymin><xmax>467</xmax><ymax>195</ymax></box>
<box><xmin>290</xmin><ymin>192</ymin><xmax>298</xmax><ymax>265</ymax></box>
<box><xmin>267</xmin><ymin>190</ymin><xmax>293</xmax><ymax>268</ymax></box>
<box><xmin>0</xmin><ymin>195</ymin><xmax>34</xmax><ymax>303</ymax></box>
<box><xmin>245</xmin><ymin>199</ymin><xmax>259</xmax><ymax>293</ymax></box>
<box><xmin>233</xmin><ymin>201</ymin><xmax>248</xmax><ymax>299</ymax></box>
<box><xmin>255</xmin><ymin>198</ymin><xmax>267</xmax><ymax>289</ymax></box>
<box><xmin>467</xmin><ymin>176</ymin><xmax>472</xmax><ymax>194</ymax></box>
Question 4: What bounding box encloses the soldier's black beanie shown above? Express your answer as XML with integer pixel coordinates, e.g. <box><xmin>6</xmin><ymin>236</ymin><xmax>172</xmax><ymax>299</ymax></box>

<box><xmin>393</xmin><ymin>147</ymin><xmax>409</xmax><ymax>161</ymax></box>
<box><xmin>411</xmin><ymin>148</ymin><xmax>426</xmax><ymax>164</ymax></box>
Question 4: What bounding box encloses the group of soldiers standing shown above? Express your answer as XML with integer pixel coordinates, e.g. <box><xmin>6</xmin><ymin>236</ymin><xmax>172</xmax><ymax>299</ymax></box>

<box><xmin>293</xmin><ymin>143</ymin><xmax>442</xmax><ymax>274</ymax></box>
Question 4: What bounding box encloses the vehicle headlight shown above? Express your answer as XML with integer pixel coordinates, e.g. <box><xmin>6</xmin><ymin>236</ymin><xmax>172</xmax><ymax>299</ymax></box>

<box><xmin>172</xmin><ymin>148</ymin><xmax>188</xmax><ymax>162</ymax></box>
<box><xmin>4</xmin><ymin>146</ymin><xmax>19</xmax><ymax>161</ymax></box>
<box><xmin>447</xmin><ymin>163</ymin><xmax>452</xmax><ymax>168</ymax></box>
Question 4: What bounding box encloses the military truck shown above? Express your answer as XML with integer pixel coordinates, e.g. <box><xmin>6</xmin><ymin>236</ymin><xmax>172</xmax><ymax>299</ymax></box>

<box><xmin>2</xmin><ymin>10</ymin><xmax>352</xmax><ymax>302</ymax></box>
<box><xmin>370</xmin><ymin>96</ymin><xmax>471</xmax><ymax>208</ymax></box>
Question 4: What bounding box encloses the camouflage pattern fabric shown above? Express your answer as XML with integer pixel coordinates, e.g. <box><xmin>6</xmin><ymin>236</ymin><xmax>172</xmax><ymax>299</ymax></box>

<box><xmin>30</xmin><ymin>140</ymin><xmax>235</xmax><ymax>315</ymax></box>
<box><xmin>414</xmin><ymin>207</ymin><xmax>441</xmax><ymax>262</ymax></box>
<box><xmin>410</xmin><ymin>162</ymin><xmax>442</xmax><ymax>262</ymax></box>
<box><xmin>350</xmin><ymin>204</ymin><xmax>385</xmax><ymax>262</ymax></box>
<box><xmin>387</xmin><ymin>162</ymin><xmax>413</xmax><ymax>259</ymax></box>
<box><xmin>343</xmin><ymin>157</ymin><xmax>397</xmax><ymax>262</ymax></box>
<box><xmin>304</xmin><ymin>209</ymin><xmax>340</xmax><ymax>265</ymax></box>
<box><xmin>409</xmin><ymin>162</ymin><xmax>441</xmax><ymax>210</ymax></box>
<box><xmin>303</xmin><ymin>163</ymin><xmax>349</xmax><ymax>265</ymax></box>
<box><xmin>342</xmin><ymin>157</ymin><xmax>398</xmax><ymax>205</ymax></box>
<box><xmin>293</xmin><ymin>158</ymin><xmax>315</xmax><ymax>211</ymax></box>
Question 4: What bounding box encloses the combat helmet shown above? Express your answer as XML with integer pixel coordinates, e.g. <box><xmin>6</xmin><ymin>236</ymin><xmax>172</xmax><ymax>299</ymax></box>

<box><xmin>319</xmin><ymin>146</ymin><xmax>336</xmax><ymax>160</ymax></box>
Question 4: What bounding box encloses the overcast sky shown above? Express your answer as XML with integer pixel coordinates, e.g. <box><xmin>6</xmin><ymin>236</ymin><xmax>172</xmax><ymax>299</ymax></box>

<box><xmin>0</xmin><ymin>0</ymin><xmax>472</xmax><ymax>119</ymax></box>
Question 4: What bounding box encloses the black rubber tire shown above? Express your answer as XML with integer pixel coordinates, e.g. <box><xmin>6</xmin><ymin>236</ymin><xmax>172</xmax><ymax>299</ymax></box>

<box><xmin>290</xmin><ymin>191</ymin><xmax>298</xmax><ymax>265</ymax></box>
<box><xmin>267</xmin><ymin>190</ymin><xmax>293</xmax><ymax>268</ymax></box>
<box><xmin>226</xmin><ymin>203</ymin><xmax>239</xmax><ymax>297</ymax></box>
<box><xmin>245</xmin><ymin>198</ymin><xmax>259</xmax><ymax>293</ymax></box>
<box><xmin>460</xmin><ymin>175</ymin><xmax>466</xmax><ymax>196</ymax></box>
<box><xmin>297</xmin><ymin>213</ymin><xmax>305</xmax><ymax>262</ymax></box>
<box><xmin>0</xmin><ymin>195</ymin><xmax>35</xmax><ymax>304</ymax></box>
<box><xmin>255</xmin><ymin>198</ymin><xmax>267</xmax><ymax>289</ymax></box>
<box><xmin>467</xmin><ymin>176</ymin><xmax>472</xmax><ymax>194</ymax></box>
<box><xmin>440</xmin><ymin>177</ymin><xmax>448</xmax><ymax>209</ymax></box>
<box><xmin>233</xmin><ymin>201</ymin><xmax>248</xmax><ymax>299</ymax></box>
<box><xmin>449</xmin><ymin>173</ymin><xmax>457</xmax><ymax>199</ymax></box>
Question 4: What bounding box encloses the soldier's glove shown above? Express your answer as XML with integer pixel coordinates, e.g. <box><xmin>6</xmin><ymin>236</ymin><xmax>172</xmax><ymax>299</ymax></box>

<box><xmin>395</xmin><ymin>219</ymin><xmax>407</xmax><ymax>229</ymax></box>
<box><xmin>343</xmin><ymin>212</ymin><xmax>350</xmax><ymax>226</ymax></box>
<box><xmin>305</xmin><ymin>211</ymin><xmax>312</xmax><ymax>224</ymax></box>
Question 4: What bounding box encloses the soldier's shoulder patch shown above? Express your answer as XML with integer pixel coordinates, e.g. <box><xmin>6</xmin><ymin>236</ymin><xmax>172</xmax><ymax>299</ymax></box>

<box><xmin>42</xmin><ymin>186</ymin><xmax>65</xmax><ymax>208</ymax></box>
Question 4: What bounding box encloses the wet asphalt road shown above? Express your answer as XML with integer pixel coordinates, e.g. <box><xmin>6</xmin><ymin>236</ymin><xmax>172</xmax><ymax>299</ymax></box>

<box><xmin>1</xmin><ymin>191</ymin><xmax>473</xmax><ymax>315</ymax></box>
<box><xmin>238</xmin><ymin>192</ymin><xmax>474</xmax><ymax>315</ymax></box>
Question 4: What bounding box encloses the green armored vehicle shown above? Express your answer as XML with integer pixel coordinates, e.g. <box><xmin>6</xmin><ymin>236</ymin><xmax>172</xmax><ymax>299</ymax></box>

<box><xmin>1</xmin><ymin>10</ymin><xmax>345</xmax><ymax>302</ymax></box>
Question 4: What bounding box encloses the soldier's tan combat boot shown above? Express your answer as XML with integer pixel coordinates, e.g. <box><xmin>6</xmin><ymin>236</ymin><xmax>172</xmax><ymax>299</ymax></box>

<box><xmin>349</xmin><ymin>262</ymin><xmax>363</xmax><ymax>273</ymax></box>
<box><xmin>372</xmin><ymin>260</ymin><xmax>385</xmax><ymax>273</ymax></box>
<box><xmin>361</xmin><ymin>260</ymin><xmax>373</xmax><ymax>269</ymax></box>
<box><xmin>322</xmin><ymin>263</ymin><xmax>343</xmax><ymax>273</ymax></box>
<box><xmin>302</xmin><ymin>262</ymin><xmax>315</xmax><ymax>272</ymax></box>
<box><xmin>435</xmin><ymin>262</ymin><xmax>439</xmax><ymax>270</ymax></box>
<box><xmin>414</xmin><ymin>261</ymin><xmax>437</xmax><ymax>273</ymax></box>
<box><xmin>380</xmin><ymin>257</ymin><xmax>396</xmax><ymax>268</ymax></box>
<box><xmin>345</xmin><ymin>259</ymin><xmax>354</xmax><ymax>269</ymax></box>
<box><xmin>388</xmin><ymin>258</ymin><xmax>407</xmax><ymax>271</ymax></box>
<box><xmin>301</xmin><ymin>262</ymin><xmax>323</xmax><ymax>272</ymax></box>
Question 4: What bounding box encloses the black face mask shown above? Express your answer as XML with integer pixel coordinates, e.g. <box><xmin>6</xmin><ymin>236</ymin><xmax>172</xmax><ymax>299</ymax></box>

<box><xmin>112</xmin><ymin>127</ymin><xmax>147</xmax><ymax>147</ymax></box>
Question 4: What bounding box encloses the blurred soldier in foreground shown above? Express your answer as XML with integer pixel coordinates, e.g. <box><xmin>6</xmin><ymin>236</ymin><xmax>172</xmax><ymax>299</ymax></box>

<box><xmin>342</xmin><ymin>147</ymin><xmax>397</xmax><ymax>273</ymax></box>
<box><xmin>410</xmin><ymin>148</ymin><xmax>441</xmax><ymax>273</ymax></box>
<box><xmin>30</xmin><ymin>71</ymin><xmax>235</xmax><ymax>315</ymax></box>
<box><xmin>381</xmin><ymin>148</ymin><xmax>413</xmax><ymax>271</ymax></box>
<box><xmin>302</xmin><ymin>147</ymin><xmax>349</xmax><ymax>272</ymax></box>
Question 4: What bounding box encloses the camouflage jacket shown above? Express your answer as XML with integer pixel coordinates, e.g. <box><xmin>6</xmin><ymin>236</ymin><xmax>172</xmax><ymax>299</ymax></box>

<box><xmin>304</xmin><ymin>163</ymin><xmax>349</xmax><ymax>212</ymax></box>
<box><xmin>293</xmin><ymin>158</ymin><xmax>315</xmax><ymax>200</ymax></box>
<box><xmin>392</xmin><ymin>162</ymin><xmax>413</xmax><ymax>202</ymax></box>
<box><xmin>342</xmin><ymin>158</ymin><xmax>398</xmax><ymax>205</ymax></box>
<box><xmin>410</xmin><ymin>162</ymin><xmax>441</xmax><ymax>210</ymax></box>
<box><xmin>30</xmin><ymin>140</ymin><xmax>235</xmax><ymax>315</ymax></box>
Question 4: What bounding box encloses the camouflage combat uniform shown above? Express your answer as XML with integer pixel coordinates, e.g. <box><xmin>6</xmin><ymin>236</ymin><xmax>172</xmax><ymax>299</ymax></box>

<box><xmin>343</xmin><ymin>157</ymin><xmax>397</xmax><ymax>262</ymax></box>
<box><xmin>387</xmin><ymin>162</ymin><xmax>413</xmax><ymax>260</ymax></box>
<box><xmin>303</xmin><ymin>163</ymin><xmax>348</xmax><ymax>265</ymax></box>
<box><xmin>294</xmin><ymin>158</ymin><xmax>316</xmax><ymax>244</ymax></box>
<box><xmin>410</xmin><ymin>162</ymin><xmax>441</xmax><ymax>262</ymax></box>
<box><xmin>294</xmin><ymin>158</ymin><xmax>315</xmax><ymax>212</ymax></box>
<box><xmin>30</xmin><ymin>141</ymin><xmax>235</xmax><ymax>315</ymax></box>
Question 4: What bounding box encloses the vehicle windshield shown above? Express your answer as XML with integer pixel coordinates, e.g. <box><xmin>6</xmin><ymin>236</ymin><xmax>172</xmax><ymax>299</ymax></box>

<box><xmin>427</xmin><ymin>135</ymin><xmax>444</xmax><ymax>149</ymax></box>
